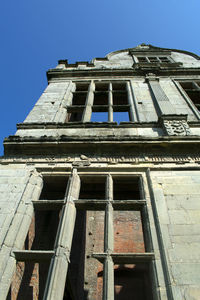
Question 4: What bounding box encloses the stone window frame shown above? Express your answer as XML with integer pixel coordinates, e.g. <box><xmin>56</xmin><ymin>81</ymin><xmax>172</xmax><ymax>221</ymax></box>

<box><xmin>76</xmin><ymin>173</ymin><xmax>155</xmax><ymax>299</ymax></box>
<box><xmin>9</xmin><ymin>169</ymin><xmax>159</xmax><ymax>300</ymax></box>
<box><xmin>173</xmin><ymin>79</ymin><xmax>200</xmax><ymax>120</ymax></box>
<box><xmin>135</xmin><ymin>56</ymin><xmax>174</xmax><ymax>64</ymax></box>
<box><xmin>178</xmin><ymin>80</ymin><xmax>200</xmax><ymax>111</ymax></box>
<box><xmin>66</xmin><ymin>80</ymin><xmax>139</xmax><ymax>123</ymax></box>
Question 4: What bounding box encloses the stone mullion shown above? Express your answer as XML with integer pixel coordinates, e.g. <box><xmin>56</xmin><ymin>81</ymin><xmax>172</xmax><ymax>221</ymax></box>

<box><xmin>82</xmin><ymin>81</ymin><xmax>95</xmax><ymax>122</ymax></box>
<box><xmin>108</xmin><ymin>83</ymin><xmax>113</xmax><ymax>122</ymax></box>
<box><xmin>103</xmin><ymin>256</ymin><xmax>114</xmax><ymax>300</ymax></box>
<box><xmin>129</xmin><ymin>81</ymin><xmax>140</xmax><ymax>122</ymax></box>
<box><xmin>43</xmin><ymin>169</ymin><xmax>80</xmax><ymax>300</ymax></box>
<box><xmin>103</xmin><ymin>175</ymin><xmax>114</xmax><ymax>300</ymax></box>
<box><xmin>126</xmin><ymin>81</ymin><xmax>136</xmax><ymax>122</ymax></box>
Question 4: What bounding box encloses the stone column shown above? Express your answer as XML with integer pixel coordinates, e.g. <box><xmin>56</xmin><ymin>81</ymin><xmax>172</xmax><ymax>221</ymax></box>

<box><xmin>103</xmin><ymin>175</ymin><xmax>114</xmax><ymax>300</ymax></box>
<box><xmin>126</xmin><ymin>81</ymin><xmax>137</xmax><ymax>122</ymax></box>
<box><xmin>43</xmin><ymin>169</ymin><xmax>80</xmax><ymax>300</ymax></box>
<box><xmin>108</xmin><ymin>83</ymin><xmax>113</xmax><ymax>122</ymax></box>
<box><xmin>129</xmin><ymin>81</ymin><xmax>140</xmax><ymax>122</ymax></box>
<box><xmin>82</xmin><ymin>81</ymin><xmax>95</xmax><ymax>122</ymax></box>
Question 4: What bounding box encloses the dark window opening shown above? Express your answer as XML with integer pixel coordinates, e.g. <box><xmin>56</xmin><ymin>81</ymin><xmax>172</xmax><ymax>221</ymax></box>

<box><xmin>72</xmin><ymin>92</ymin><xmax>87</xmax><ymax>105</ymax></box>
<box><xmin>148</xmin><ymin>57</ymin><xmax>158</xmax><ymax>62</ymax></box>
<box><xmin>179</xmin><ymin>81</ymin><xmax>200</xmax><ymax>111</ymax></box>
<box><xmin>25</xmin><ymin>209</ymin><xmax>61</xmax><ymax>250</ymax></box>
<box><xmin>112</xmin><ymin>82</ymin><xmax>126</xmax><ymax>91</ymax></box>
<box><xmin>159</xmin><ymin>56</ymin><xmax>170</xmax><ymax>63</ymax></box>
<box><xmin>39</xmin><ymin>176</ymin><xmax>68</xmax><ymax>200</ymax></box>
<box><xmin>113</xmin><ymin>177</ymin><xmax>141</xmax><ymax>200</ymax></box>
<box><xmin>114</xmin><ymin>263</ymin><xmax>153</xmax><ymax>300</ymax></box>
<box><xmin>67</xmin><ymin>210</ymin><xmax>86</xmax><ymax>300</ymax></box>
<box><xmin>137</xmin><ymin>56</ymin><xmax>171</xmax><ymax>64</ymax></box>
<box><xmin>137</xmin><ymin>57</ymin><xmax>148</xmax><ymax>63</ymax></box>
<box><xmin>75</xmin><ymin>83</ymin><xmax>89</xmax><ymax>92</ymax></box>
<box><xmin>66</xmin><ymin>109</ymin><xmax>84</xmax><ymax>122</ymax></box>
<box><xmin>7</xmin><ymin>260</ymin><xmax>50</xmax><ymax>300</ymax></box>
<box><xmin>113</xmin><ymin>92</ymin><xmax>127</xmax><ymax>105</ymax></box>
<box><xmin>79</xmin><ymin>176</ymin><xmax>106</xmax><ymax>199</ymax></box>
<box><xmin>93</xmin><ymin>92</ymin><xmax>108</xmax><ymax>105</ymax></box>
<box><xmin>95</xmin><ymin>83</ymin><xmax>109</xmax><ymax>91</ymax></box>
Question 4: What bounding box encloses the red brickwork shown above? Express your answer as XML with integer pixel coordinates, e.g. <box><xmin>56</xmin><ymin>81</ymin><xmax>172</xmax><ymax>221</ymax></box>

<box><xmin>114</xmin><ymin>210</ymin><xmax>145</xmax><ymax>253</ymax></box>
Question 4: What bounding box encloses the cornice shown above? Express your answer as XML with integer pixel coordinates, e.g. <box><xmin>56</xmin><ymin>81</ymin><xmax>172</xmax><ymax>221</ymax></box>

<box><xmin>47</xmin><ymin>68</ymin><xmax>200</xmax><ymax>82</ymax></box>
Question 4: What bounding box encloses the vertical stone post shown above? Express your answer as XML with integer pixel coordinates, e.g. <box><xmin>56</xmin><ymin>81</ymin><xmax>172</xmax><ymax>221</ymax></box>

<box><xmin>108</xmin><ymin>83</ymin><xmax>113</xmax><ymax>122</ymax></box>
<box><xmin>129</xmin><ymin>81</ymin><xmax>140</xmax><ymax>122</ymax></box>
<box><xmin>126</xmin><ymin>81</ymin><xmax>136</xmax><ymax>122</ymax></box>
<box><xmin>43</xmin><ymin>169</ymin><xmax>80</xmax><ymax>300</ymax></box>
<box><xmin>82</xmin><ymin>81</ymin><xmax>95</xmax><ymax>122</ymax></box>
<box><xmin>103</xmin><ymin>175</ymin><xmax>114</xmax><ymax>300</ymax></box>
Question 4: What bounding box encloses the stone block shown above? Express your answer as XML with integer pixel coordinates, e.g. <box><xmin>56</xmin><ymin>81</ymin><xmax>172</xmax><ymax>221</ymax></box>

<box><xmin>171</xmin><ymin>263</ymin><xmax>200</xmax><ymax>285</ymax></box>
<box><xmin>169</xmin><ymin>224</ymin><xmax>200</xmax><ymax>236</ymax></box>
<box><xmin>168</xmin><ymin>243</ymin><xmax>200</xmax><ymax>262</ymax></box>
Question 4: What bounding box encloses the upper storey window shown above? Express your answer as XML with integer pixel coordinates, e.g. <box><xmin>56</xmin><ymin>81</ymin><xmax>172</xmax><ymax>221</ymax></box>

<box><xmin>137</xmin><ymin>56</ymin><xmax>172</xmax><ymax>63</ymax></box>
<box><xmin>66</xmin><ymin>81</ymin><xmax>132</xmax><ymax>123</ymax></box>
<box><xmin>179</xmin><ymin>81</ymin><xmax>200</xmax><ymax>111</ymax></box>
<box><xmin>91</xmin><ymin>82</ymin><xmax>130</xmax><ymax>123</ymax></box>
<box><xmin>66</xmin><ymin>83</ymin><xmax>89</xmax><ymax>122</ymax></box>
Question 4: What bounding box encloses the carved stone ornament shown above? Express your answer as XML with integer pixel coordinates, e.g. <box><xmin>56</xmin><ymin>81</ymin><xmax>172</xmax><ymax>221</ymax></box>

<box><xmin>160</xmin><ymin>115</ymin><xmax>191</xmax><ymax>136</ymax></box>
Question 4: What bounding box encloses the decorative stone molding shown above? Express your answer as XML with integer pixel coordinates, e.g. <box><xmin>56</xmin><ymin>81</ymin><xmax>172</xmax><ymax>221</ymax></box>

<box><xmin>160</xmin><ymin>115</ymin><xmax>191</xmax><ymax>136</ymax></box>
<box><xmin>1</xmin><ymin>153</ymin><xmax>200</xmax><ymax>164</ymax></box>
<box><xmin>145</xmin><ymin>73</ymin><xmax>159</xmax><ymax>82</ymax></box>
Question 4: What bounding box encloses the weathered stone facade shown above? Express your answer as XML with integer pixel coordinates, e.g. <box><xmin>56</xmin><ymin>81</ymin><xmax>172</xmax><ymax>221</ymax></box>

<box><xmin>1</xmin><ymin>44</ymin><xmax>200</xmax><ymax>299</ymax></box>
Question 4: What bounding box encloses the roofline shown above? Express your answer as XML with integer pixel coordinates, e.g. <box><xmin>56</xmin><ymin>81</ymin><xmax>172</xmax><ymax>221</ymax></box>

<box><xmin>105</xmin><ymin>44</ymin><xmax>200</xmax><ymax>61</ymax></box>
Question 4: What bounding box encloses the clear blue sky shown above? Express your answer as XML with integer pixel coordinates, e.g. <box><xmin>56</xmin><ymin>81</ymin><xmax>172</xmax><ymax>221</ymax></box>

<box><xmin>0</xmin><ymin>0</ymin><xmax>199</xmax><ymax>155</ymax></box>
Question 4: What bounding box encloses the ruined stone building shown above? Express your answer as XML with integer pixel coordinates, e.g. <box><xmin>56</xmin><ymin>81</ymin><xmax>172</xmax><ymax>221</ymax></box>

<box><xmin>0</xmin><ymin>44</ymin><xmax>200</xmax><ymax>300</ymax></box>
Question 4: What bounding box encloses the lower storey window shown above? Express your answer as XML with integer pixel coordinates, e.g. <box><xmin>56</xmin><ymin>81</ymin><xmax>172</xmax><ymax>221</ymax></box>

<box><xmin>7</xmin><ymin>172</ymin><xmax>155</xmax><ymax>300</ymax></box>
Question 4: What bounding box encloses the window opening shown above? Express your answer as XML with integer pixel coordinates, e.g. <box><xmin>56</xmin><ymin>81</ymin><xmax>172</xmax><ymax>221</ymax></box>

<box><xmin>7</xmin><ymin>260</ymin><xmax>50</xmax><ymax>300</ymax></box>
<box><xmin>8</xmin><ymin>175</ymin><xmax>69</xmax><ymax>300</ymax></box>
<box><xmin>25</xmin><ymin>209</ymin><xmax>61</xmax><ymax>251</ymax></box>
<box><xmin>179</xmin><ymin>81</ymin><xmax>200</xmax><ymax>111</ymax></box>
<box><xmin>114</xmin><ymin>263</ymin><xmax>153</xmax><ymax>300</ymax></box>
<box><xmin>113</xmin><ymin>111</ymin><xmax>129</xmax><ymax>124</ymax></box>
<box><xmin>70</xmin><ymin>175</ymin><xmax>154</xmax><ymax>300</ymax></box>
<box><xmin>39</xmin><ymin>176</ymin><xmax>68</xmax><ymax>200</ymax></box>
<box><xmin>148</xmin><ymin>57</ymin><xmax>158</xmax><ymax>63</ymax></box>
<box><xmin>137</xmin><ymin>56</ymin><xmax>172</xmax><ymax>64</ymax></box>
<box><xmin>66</xmin><ymin>83</ymin><xmax>89</xmax><ymax>122</ymax></box>
<box><xmin>93</xmin><ymin>92</ymin><xmax>108</xmax><ymax>105</ymax></box>
<box><xmin>137</xmin><ymin>57</ymin><xmax>148</xmax><ymax>63</ymax></box>
<box><xmin>91</xmin><ymin>111</ymin><xmax>108</xmax><ymax>122</ymax></box>
<box><xmin>75</xmin><ymin>83</ymin><xmax>89</xmax><ymax>91</ymax></box>
<box><xmin>79</xmin><ymin>176</ymin><xmax>106</xmax><ymax>199</ymax></box>
<box><xmin>11</xmin><ymin>173</ymin><xmax>155</xmax><ymax>299</ymax></box>
<box><xmin>159</xmin><ymin>56</ymin><xmax>170</xmax><ymax>63</ymax></box>
<box><xmin>72</xmin><ymin>92</ymin><xmax>87</xmax><ymax>105</ymax></box>
<box><xmin>66</xmin><ymin>109</ymin><xmax>84</xmax><ymax>122</ymax></box>
<box><xmin>95</xmin><ymin>83</ymin><xmax>109</xmax><ymax>91</ymax></box>
<box><xmin>113</xmin><ymin>176</ymin><xmax>141</xmax><ymax>200</ymax></box>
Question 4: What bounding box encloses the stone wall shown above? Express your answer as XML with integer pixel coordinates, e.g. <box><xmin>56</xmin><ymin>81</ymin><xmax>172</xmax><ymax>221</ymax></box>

<box><xmin>151</xmin><ymin>170</ymin><xmax>200</xmax><ymax>299</ymax></box>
